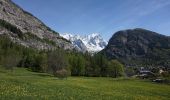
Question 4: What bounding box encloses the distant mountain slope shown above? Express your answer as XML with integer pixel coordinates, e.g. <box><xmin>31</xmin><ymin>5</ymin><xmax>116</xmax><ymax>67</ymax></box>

<box><xmin>102</xmin><ymin>28</ymin><xmax>170</xmax><ymax>67</ymax></box>
<box><xmin>61</xmin><ymin>33</ymin><xmax>107</xmax><ymax>53</ymax></box>
<box><xmin>0</xmin><ymin>0</ymin><xmax>74</xmax><ymax>50</ymax></box>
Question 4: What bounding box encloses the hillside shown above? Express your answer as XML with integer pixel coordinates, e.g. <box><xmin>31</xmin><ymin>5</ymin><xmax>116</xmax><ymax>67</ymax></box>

<box><xmin>102</xmin><ymin>28</ymin><xmax>170</xmax><ymax>67</ymax></box>
<box><xmin>0</xmin><ymin>0</ymin><xmax>74</xmax><ymax>50</ymax></box>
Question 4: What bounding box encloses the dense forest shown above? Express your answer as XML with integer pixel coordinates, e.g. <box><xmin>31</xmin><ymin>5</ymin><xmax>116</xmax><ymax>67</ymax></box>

<box><xmin>0</xmin><ymin>34</ymin><xmax>124</xmax><ymax>78</ymax></box>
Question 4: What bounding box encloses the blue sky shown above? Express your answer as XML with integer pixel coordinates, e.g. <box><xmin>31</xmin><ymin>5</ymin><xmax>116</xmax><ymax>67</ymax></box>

<box><xmin>12</xmin><ymin>0</ymin><xmax>170</xmax><ymax>41</ymax></box>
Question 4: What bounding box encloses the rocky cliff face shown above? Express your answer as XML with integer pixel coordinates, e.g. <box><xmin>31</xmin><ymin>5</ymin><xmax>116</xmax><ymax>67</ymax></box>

<box><xmin>0</xmin><ymin>0</ymin><xmax>74</xmax><ymax>50</ymax></box>
<box><xmin>102</xmin><ymin>28</ymin><xmax>170</xmax><ymax>67</ymax></box>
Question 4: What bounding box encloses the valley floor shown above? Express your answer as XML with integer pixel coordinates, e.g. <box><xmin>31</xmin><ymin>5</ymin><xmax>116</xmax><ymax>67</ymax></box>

<box><xmin>0</xmin><ymin>67</ymin><xmax>170</xmax><ymax>100</ymax></box>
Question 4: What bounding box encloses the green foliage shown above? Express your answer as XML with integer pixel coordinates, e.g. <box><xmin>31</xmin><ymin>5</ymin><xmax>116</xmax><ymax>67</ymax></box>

<box><xmin>1</xmin><ymin>49</ymin><xmax>21</xmax><ymax>70</ymax></box>
<box><xmin>29</xmin><ymin>53</ymin><xmax>48</xmax><ymax>72</ymax></box>
<box><xmin>38</xmin><ymin>53</ymin><xmax>48</xmax><ymax>72</ymax></box>
<box><xmin>0</xmin><ymin>35</ymin><xmax>47</xmax><ymax>72</ymax></box>
<box><xmin>0</xmin><ymin>35</ymin><xmax>22</xmax><ymax>70</ymax></box>
<box><xmin>125</xmin><ymin>67</ymin><xmax>135</xmax><ymax>77</ymax></box>
<box><xmin>93</xmin><ymin>54</ymin><xmax>108</xmax><ymax>76</ymax></box>
<box><xmin>69</xmin><ymin>54</ymin><xmax>85</xmax><ymax>76</ymax></box>
<box><xmin>47</xmin><ymin>50</ymin><xmax>69</xmax><ymax>78</ymax></box>
<box><xmin>107</xmin><ymin>60</ymin><xmax>124</xmax><ymax>78</ymax></box>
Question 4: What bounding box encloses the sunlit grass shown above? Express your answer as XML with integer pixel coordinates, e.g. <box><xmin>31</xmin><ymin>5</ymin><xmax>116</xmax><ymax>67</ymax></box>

<box><xmin>0</xmin><ymin>67</ymin><xmax>170</xmax><ymax>100</ymax></box>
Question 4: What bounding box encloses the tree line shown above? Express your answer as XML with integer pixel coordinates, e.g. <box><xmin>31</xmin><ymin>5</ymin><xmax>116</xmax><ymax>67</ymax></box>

<box><xmin>0</xmin><ymin>34</ymin><xmax>124</xmax><ymax>78</ymax></box>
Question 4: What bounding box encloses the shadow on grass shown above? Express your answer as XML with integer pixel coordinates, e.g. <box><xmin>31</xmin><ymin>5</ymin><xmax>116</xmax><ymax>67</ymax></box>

<box><xmin>0</xmin><ymin>70</ymin><xmax>6</xmax><ymax>73</ymax></box>
<box><xmin>31</xmin><ymin>73</ymin><xmax>53</xmax><ymax>77</ymax></box>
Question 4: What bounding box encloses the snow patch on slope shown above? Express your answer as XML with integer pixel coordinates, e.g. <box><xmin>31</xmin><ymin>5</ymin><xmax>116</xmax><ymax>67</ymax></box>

<box><xmin>61</xmin><ymin>33</ymin><xmax>107</xmax><ymax>53</ymax></box>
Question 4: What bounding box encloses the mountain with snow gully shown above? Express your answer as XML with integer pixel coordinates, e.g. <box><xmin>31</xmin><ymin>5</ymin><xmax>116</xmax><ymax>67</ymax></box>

<box><xmin>61</xmin><ymin>33</ymin><xmax>107</xmax><ymax>53</ymax></box>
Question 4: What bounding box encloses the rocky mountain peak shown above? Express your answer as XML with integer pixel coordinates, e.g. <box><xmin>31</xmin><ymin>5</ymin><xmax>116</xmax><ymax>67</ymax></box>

<box><xmin>102</xmin><ymin>28</ymin><xmax>170</xmax><ymax>67</ymax></box>
<box><xmin>61</xmin><ymin>33</ymin><xmax>107</xmax><ymax>53</ymax></box>
<box><xmin>0</xmin><ymin>0</ymin><xmax>74</xmax><ymax>50</ymax></box>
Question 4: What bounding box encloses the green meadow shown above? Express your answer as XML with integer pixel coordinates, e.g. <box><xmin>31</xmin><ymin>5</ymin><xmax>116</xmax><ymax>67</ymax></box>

<box><xmin>0</xmin><ymin>67</ymin><xmax>170</xmax><ymax>100</ymax></box>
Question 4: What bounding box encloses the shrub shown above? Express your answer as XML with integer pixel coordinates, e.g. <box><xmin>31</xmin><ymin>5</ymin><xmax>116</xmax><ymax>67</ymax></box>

<box><xmin>161</xmin><ymin>71</ymin><xmax>170</xmax><ymax>77</ymax></box>
<box><xmin>47</xmin><ymin>50</ymin><xmax>70</xmax><ymax>77</ymax></box>
<box><xmin>107</xmin><ymin>60</ymin><xmax>124</xmax><ymax>78</ymax></box>
<box><xmin>54</xmin><ymin>69</ymin><xmax>70</xmax><ymax>79</ymax></box>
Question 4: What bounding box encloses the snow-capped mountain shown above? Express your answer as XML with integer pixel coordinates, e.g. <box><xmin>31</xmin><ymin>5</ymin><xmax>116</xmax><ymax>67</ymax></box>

<box><xmin>61</xmin><ymin>33</ymin><xmax>107</xmax><ymax>53</ymax></box>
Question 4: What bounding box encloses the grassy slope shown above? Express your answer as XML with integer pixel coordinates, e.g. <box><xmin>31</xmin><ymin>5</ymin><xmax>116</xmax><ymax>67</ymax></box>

<box><xmin>0</xmin><ymin>67</ymin><xmax>170</xmax><ymax>100</ymax></box>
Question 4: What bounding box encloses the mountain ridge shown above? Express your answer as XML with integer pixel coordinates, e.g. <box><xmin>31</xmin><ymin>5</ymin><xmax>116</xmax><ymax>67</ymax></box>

<box><xmin>102</xmin><ymin>28</ymin><xmax>170</xmax><ymax>67</ymax></box>
<box><xmin>0</xmin><ymin>0</ymin><xmax>74</xmax><ymax>50</ymax></box>
<box><xmin>61</xmin><ymin>33</ymin><xmax>107</xmax><ymax>53</ymax></box>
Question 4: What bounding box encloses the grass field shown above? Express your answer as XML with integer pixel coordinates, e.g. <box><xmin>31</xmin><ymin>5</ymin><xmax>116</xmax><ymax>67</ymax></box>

<box><xmin>0</xmin><ymin>67</ymin><xmax>170</xmax><ymax>100</ymax></box>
